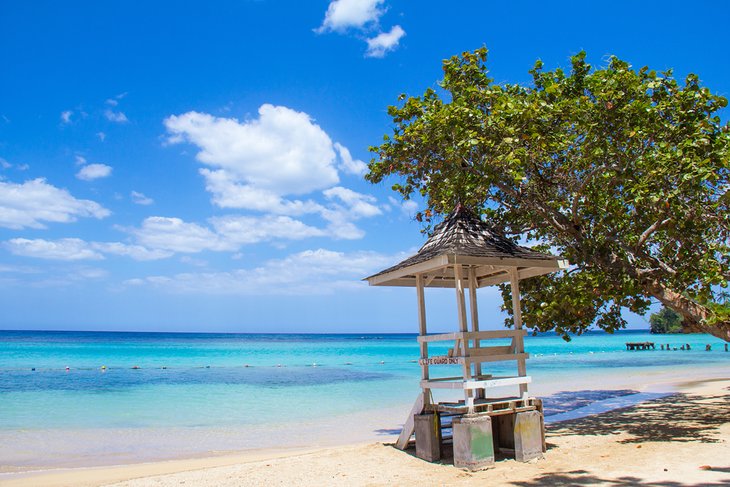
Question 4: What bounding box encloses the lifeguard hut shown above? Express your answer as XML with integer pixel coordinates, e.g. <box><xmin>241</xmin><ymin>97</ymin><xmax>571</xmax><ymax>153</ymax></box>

<box><xmin>366</xmin><ymin>205</ymin><xmax>567</xmax><ymax>469</ymax></box>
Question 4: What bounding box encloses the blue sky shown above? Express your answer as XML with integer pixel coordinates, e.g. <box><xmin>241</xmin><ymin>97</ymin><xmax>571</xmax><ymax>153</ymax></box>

<box><xmin>1</xmin><ymin>1</ymin><xmax>728</xmax><ymax>333</ymax></box>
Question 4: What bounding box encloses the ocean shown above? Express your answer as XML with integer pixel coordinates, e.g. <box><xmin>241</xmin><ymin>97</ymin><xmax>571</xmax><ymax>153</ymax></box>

<box><xmin>0</xmin><ymin>329</ymin><xmax>727</xmax><ymax>471</ymax></box>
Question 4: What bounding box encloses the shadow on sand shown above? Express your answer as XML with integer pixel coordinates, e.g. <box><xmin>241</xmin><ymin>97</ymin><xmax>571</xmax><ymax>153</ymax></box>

<box><xmin>508</xmin><ymin>470</ymin><xmax>730</xmax><ymax>487</ymax></box>
<box><xmin>548</xmin><ymin>389</ymin><xmax>730</xmax><ymax>444</ymax></box>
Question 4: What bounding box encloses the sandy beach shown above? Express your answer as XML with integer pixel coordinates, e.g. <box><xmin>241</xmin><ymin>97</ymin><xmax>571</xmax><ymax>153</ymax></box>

<box><xmin>3</xmin><ymin>376</ymin><xmax>728</xmax><ymax>487</ymax></box>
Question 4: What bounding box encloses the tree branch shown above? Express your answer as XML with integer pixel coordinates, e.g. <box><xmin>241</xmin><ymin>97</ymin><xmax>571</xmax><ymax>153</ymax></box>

<box><xmin>636</xmin><ymin>217</ymin><xmax>672</xmax><ymax>249</ymax></box>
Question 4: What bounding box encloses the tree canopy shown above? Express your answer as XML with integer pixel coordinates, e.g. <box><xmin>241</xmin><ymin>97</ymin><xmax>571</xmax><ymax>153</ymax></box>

<box><xmin>367</xmin><ymin>48</ymin><xmax>730</xmax><ymax>341</ymax></box>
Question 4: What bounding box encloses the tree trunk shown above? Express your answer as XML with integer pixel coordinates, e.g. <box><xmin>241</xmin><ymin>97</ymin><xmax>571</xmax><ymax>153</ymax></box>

<box><xmin>644</xmin><ymin>280</ymin><xmax>730</xmax><ymax>342</ymax></box>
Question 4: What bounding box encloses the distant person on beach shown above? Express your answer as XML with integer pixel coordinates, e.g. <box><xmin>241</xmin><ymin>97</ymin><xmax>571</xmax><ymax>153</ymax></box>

<box><xmin>686</xmin><ymin>344</ymin><xmax>691</xmax><ymax>350</ymax></box>
<box><xmin>725</xmin><ymin>343</ymin><xmax>728</xmax><ymax>352</ymax></box>
<box><xmin>705</xmin><ymin>344</ymin><xmax>712</xmax><ymax>351</ymax></box>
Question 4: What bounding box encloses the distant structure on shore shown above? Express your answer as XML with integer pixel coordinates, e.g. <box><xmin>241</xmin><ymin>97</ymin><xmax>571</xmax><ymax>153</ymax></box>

<box><xmin>366</xmin><ymin>205</ymin><xmax>567</xmax><ymax>469</ymax></box>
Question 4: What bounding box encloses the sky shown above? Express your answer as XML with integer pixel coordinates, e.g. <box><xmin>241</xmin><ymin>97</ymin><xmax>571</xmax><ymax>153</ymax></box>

<box><xmin>1</xmin><ymin>0</ymin><xmax>728</xmax><ymax>333</ymax></box>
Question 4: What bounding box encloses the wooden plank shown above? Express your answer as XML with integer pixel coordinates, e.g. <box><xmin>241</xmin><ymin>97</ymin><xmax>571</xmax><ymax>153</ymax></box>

<box><xmin>421</xmin><ymin>375</ymin><xmax>532</xmax><ymax>390</ymax></box>
<box><xmin>366</xmin><ymin>255</ymin><xmax>450</xmax><ymax>286</ymax></box>
<box><xmin>510</xmin><ymin>269</ymin><xmax>529</xmax><ymax>397</ymax></box>
<box><xmin>419</xmin><ymin>353</ymin><xmax>528</xmax><ymax>366</ymax></box>
<box><xmin>416</xmin><ymin>274</ymin><xmax>429</xmax><ymax>400</ymax></box>
<box><xmin>450</xmin><ymin>255</ymin><xmax>563</xmax><ymax>269</ymax></box>
<box><xmin>468</xmin><ymin>267</ymin><xmax>482</xmax><ymax>387</ymax></box>
<box><xmin>395</xmin><ymin>393</ymin><xmax>425</xmax><ymax>450</ymax></box>
<box><xmin>453</xmin><ymin>264</ymin><xmax>472</xmax><ymax>406</ymax></box>
<box><xmin>454</xmin><ymin>265</ymin><xmax>469</xmax><ymax>333</ymax></box>
<box><xmin>477</xmin><ymin>266</ymin><xmax>560</xmax><ymax>287</ymax></box>
<box><xmin>417</xmin><ymin>329</ymin><xmax>527</xmax><ymax>343</ymax></box>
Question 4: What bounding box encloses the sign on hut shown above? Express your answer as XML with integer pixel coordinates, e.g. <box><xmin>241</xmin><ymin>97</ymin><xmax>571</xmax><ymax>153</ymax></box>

<box><xmin>366</xmin><ymin>205</ymin><xmax>568</xmax><ymax>469</ymax></box>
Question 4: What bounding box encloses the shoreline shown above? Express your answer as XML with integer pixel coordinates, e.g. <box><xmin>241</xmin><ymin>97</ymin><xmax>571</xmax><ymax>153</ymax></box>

<box><xmin>2</xmin><ymin>373</ymin><xmax>728</xmax><ymax>486</ymax></box>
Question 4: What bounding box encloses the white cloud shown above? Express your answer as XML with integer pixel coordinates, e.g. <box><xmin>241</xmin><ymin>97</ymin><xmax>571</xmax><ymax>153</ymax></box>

<box><xmin>97</xmin><ymin>132</ymin><xmax>106</xmax><ymax>142</ymax></box>
<box><xmin>76</xmin><ymin>163</ymin><xmax>113</xmax><ymax>181</ymax></box>
<box><xmin>127</xmin><ymin>248</ymin><xmax>402</xmax><ymax>295</ymax></box>
<box><xmin>0</xmin><ymin>178</ymin><xmax>110</xmax><ymax>229</ymax></box>
<box><xmin>198</xmin><ymin>168</ymin><xmax>323</xmax><ymax>214</ymax></box>
<box><xmin>0</xmin><ymin>158</ymin><xmax>11</xmax><ymax>170</ymax></box>
<box><xmin>74</xmin><ymin>155</ymin><xmax>87</xmax><ymax>166</ymax></box>
<box><xmin>210</xmin><ymin>215</ymin><xmax>325</xmax><ymax>244</ymax></box>
<box><xmin>130</xmin><ymin>190</ymin><xmax>154</xmax><ymax>205</ymax></box>
<box><xmin>3</xmin><ymin>238</ymin><xmax>174</xmax><ymax>262</ymax></box>
<box><xmin>323</xmin><ymin>186</ymin><xmax>381</xmax><ymax>218</ymax></box>
<box><xmin>92</xmin><ymin>242</ymin><xmax>173</xmax><ymax>261</ymax></box>
<box><xmin>105</xmin><ymin>98</ymin><xmax>118</xmax><ymax>107</ymax></box>
<box><xmin>365</xmin><ymin>25</ymin><xmax>405</xmax><ymax>58</ymax></box>
<box><xmin>60</xmin><ymin>111</ymin><xmax>73</xmax><ymax>124</ymax></box>
<box><xmin>334</xmin><ymin>143</ymin><xmax>368</xmax><ymax>176</ymax></box>
<box><xmin>104</xmin><ymin>110</ymin><xmax>128</xmax><ymax>123</ymax></box>
<box><xmin>5</xmin><ymin>238</ymin><xmax>104</xmax><ymax>261</ymax></box>
<box><xmin>318</xmin><ymin>0</ymin><xmax>384</xmax><ymax>33</ymax></box>
<box><xmin>165</xmin><ymin>105</ymin><xmax>339</xmax><ymax>197</ymax></box>
<box><xmin>131</xmin><ymin>216</ymin><xmax>233</xmax><ymax>253</ymax></box>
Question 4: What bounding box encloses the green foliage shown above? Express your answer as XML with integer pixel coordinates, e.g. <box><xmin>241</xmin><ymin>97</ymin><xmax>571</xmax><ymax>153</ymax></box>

<box><xmin>368</xmin><ymin>47</ymin><xmax>730</xmax><ymax>340</ymax></box>
<box><xmin>649</xmin><ymin>307</ymin><xmax>684</xmax><ymax>334</ymax></box>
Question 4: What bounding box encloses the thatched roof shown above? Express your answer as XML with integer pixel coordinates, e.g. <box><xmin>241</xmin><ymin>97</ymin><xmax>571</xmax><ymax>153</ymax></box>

<box><xmin>366</xmin><ymin>205</ymin><xmax>566</xmax><ymax>288</ymax></box>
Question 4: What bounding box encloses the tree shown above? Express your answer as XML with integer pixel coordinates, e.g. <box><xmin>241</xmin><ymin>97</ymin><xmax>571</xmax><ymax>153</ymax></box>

<box><xmin>367</xmin><ymin>48</ymin><xmax>730</xmax><ymax>341</ymax></box>
<box><xmin>649</xmin><ymin>306</ymin><xmax>684</xmax><ymax>334</ymax></box>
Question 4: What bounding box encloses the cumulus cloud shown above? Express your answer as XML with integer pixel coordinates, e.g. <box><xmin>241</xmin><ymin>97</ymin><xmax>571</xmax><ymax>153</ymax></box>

<box><xmin>131</xmin><ymin>216</ymin><xmax>232</xmax><ymax>253</ymax></box>
<box><xmin>198</xmin><ymin>168</ymin><xmax>323</xmax><ymax>214</ymax></box>
<box><xmin>317</xmin><ymin>0</ymin><xmax>404</xmax><ymax>57</ymax></box>
<box><xmin>365</xmin><ymin>25</ymin><xmax>405</xmax><ymax>58</ymax></box>
<box><xmin>210</xmin><ymin>215</ymin><xmax>325</xmax><ymax>244</ymax></box>
<box><xmin>317</xmin><ymin>0</ymin><xmax>384</xmax><ymax>33</ymax></box>
<box><xmin>126</xmin><ymin>214</ymin><xmax>327</xmax><ymax>255</ymax></box>
<box><xmin>5</xmin><ymin>238</ymin><xmax>104</xmax><ymax>261</ymax></box>
<box><xmin>130</xmin><ymin>190</ymin><xmax>154</xmax><ymax>205</ymax></box>
<box><xmin>76</xmin><ymin>163</ymin><xmax>113</xmax><ymax>181</ymax></box>
<box><xmin>0</xmin><ymin>158</ymin><xmax>11</xmax><ymax>170</ymax></box>
<box><xmin>125</xmin><ymin>248</ymin><xmax>402</xmax><ymax>295</ymax></box>
<box><xmin>165</xmin><ymin>105</ymin><xmax>339</xmax><ymax>197</ymax></box>
<box><xmin>0</xmin><ymin>178</ymin><xmax>110</xmax><ymax>229</ymax></box>
<box><xmin>164</xmin><ymin>105</ymin><xmax>384</xmax><ymax>240</ymax></box>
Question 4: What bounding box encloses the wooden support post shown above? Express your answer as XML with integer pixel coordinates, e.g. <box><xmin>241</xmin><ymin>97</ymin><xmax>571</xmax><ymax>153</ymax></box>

<box><xmin>416</xmin><ymin>274</ymin><xmax>429</xmax><ymax>406</ymax></box>
<box><xmin>454</xmin><ymin>264</ymin><xmax>473</xmax><ymax>409</ymax></box>
<box><xmin>509</xmin><ymin>269</ymin><xmax>528</xmax><ymax>398</ymax></box>
<box><xmin>395</xmin><ymin>394</ymin><xmax>425</xmax><ymax>450</ymax></box>
<box><xmin>468</xmin><ymin>267</ymin><xmax>483</xmax><ymax>398</ymax></box>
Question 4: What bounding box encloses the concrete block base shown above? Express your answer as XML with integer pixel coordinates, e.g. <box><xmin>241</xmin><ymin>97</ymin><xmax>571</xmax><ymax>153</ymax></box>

<box><xmin>452</xmin><ymin>414</ymin><xmax>495</xmax><ymax>470</ymax></box>
<box><xmin>514</xmin><ymin>411</ymin><xmax>544</xmax><ymax>462</ymax></box>
<box><xmin>414</xmin><ymin>413</ymin><xmax>441</xmax><ymax>462</ymax></box>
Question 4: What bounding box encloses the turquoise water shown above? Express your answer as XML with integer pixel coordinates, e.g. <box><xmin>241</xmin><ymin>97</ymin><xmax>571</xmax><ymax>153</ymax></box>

<box><xmin>0</xmin><ymin>330</ymin><xmax>728</xmax><ymax>470</ymax></box>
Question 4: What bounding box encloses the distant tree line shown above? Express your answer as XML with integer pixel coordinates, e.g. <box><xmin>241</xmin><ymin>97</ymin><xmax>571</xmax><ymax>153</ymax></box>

<box><xmin>649</xmin><ymin>306</ymin><xmax>684</xmax><ymax>334</ymax></box>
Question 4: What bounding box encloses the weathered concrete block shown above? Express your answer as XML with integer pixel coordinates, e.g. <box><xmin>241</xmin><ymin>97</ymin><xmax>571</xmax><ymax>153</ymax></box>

<box><xmin>452</xmin><ymin>414</ymin><xmax>495</xmax><ymax>470</ymax></box>
<box><xmin>514</xmin><ymin>410</ymin><xmax>544</xmax><ymax>462</ymax></box>
<box><xmin>414</xmin><ymin>413</ymin><xmax>441</xmax><ymax>462</ymax></box>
